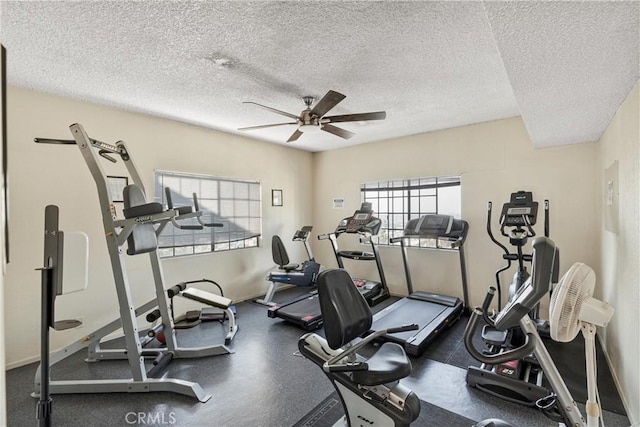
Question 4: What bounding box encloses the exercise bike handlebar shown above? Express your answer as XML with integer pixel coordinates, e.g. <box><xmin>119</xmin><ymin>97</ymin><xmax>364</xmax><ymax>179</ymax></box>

<box><xmin>387</xmin><ymin>324</ymin><xmax>420</xmax><ymax>334</ymax></box>
<box><xmin>464</xmin><ymin>307</ymin><xmax>536</xmax><ymax>365</ymax></box>
<box><xmin>323</xmin><ymin>324</ymin><xmax>419</xmax><ymax>374</ymax></box>
<box><xmin>325</xmin><ymin>362</ymin><xmax>369</xmax><ymax>373</ymax></box>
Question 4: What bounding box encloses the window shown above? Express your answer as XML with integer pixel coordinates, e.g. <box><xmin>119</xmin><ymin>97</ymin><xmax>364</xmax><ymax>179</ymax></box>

<box><xmin>360</xmin><ymin>176</ymin><xmax>461</xmax><ymax>246</ymax></box>
<box><xmin>154</xmin><ymin>171</ymin><xmax>261</xmax><ymax>258</ymax></box>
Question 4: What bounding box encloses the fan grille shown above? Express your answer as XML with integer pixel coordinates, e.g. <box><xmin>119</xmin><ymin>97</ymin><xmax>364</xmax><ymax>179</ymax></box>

<box><xmin>549</xmin><ymin>262</ymin><xmax>595</xmax><ymax>342</ymax></box>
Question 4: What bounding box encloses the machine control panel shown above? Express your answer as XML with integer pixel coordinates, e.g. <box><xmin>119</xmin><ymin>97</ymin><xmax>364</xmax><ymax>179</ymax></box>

<box><xmin>335</xmin><ymin>203</ymin><xmax>381</xmax><ymax>235</ymax></box>
<box><xmin>293</xmin><ymin>225</ymin><xmax>313</xmax><ymax>241</ymax></box>
<box><xmin>346</xmin><ymin>212</ymin><xmax>373</xmax><ymax>232</ymax></box>
<box><xmin>500</xmin><ymin>191</ymin><xmax>538</xmax><ymax>227</ymax></box>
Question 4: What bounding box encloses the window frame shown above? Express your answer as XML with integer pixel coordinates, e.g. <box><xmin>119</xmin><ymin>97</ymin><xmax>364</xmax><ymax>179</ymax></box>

<box><xmin>154</xmin><ymin>170</ymin><xmax>262</xmax><ymax>258</ymax></box>
<box><xmin>360</xmin><ymin>176</ymin><xmax>461</xmax><ymax>247</ymax></box>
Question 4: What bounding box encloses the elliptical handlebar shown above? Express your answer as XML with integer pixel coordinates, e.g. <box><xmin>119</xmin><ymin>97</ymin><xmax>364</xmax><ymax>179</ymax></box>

<box><xmin>487</xmin><ymin>202</ymin><xmax>511</xmax><ymax>310</ymax></box>
<box><xmin>544</xmin><ymin>199</ymin><xmax>549</xmax><ymax>238</ymax></box>
<box><xmin>487</xmin><ymin>202</ymin><xmax>511</xmax><ymax>255</ymax></box>
<box><xmin>464</xmin><ymin>307</ymin><xmax>536</xmax><ymax>365</ymax></box>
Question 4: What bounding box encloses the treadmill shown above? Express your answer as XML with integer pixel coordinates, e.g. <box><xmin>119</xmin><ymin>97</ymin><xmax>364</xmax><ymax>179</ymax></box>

<box><xmin>318</xmin><ymin>202</ymin><xmax>390</xmax><ymax>306</ymax></box>
<box><xmin>369</xmin><ymin>214</ymin><xmax>470</xmax><ymax>356</ymax></box>
<box><xmin>267</xmin><ymin>292</ymin><xmax>323</xmax><ymax>330</ymax></box>
<box><xmin>267</xmin><ymin>204</ymin><xmax>390</xmax><ymax>330</ymax></box>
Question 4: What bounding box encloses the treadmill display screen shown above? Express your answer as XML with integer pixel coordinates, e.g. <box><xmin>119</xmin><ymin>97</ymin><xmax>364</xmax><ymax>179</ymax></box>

<box><xmin>354</xmin><ymin>213</ymin><xmax>369</xmax><ymax>220</ymax></box>
<box><xmin>426</xmin><ymin>217</ymin><xmax>445</xmax><ymax>226</ymax></box>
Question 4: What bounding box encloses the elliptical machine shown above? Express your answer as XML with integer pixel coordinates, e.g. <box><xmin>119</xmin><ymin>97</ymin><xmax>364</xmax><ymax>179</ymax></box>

<box><xmin>467</xmin><ymin>191</ymin><xmax>553</xmax><ymax>406</ymax></box>
<box><xmin>467</xmin><ymin>237</ymin><xmax>613</xmax><ymax>427</ymax></box>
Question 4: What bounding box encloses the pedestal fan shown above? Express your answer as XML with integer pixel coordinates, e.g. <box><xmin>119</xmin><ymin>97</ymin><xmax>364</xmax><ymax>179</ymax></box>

<box><xmin>549</xmin><ymin>262</ymin><xmax>615</xmax><ymax>427</ymax></box>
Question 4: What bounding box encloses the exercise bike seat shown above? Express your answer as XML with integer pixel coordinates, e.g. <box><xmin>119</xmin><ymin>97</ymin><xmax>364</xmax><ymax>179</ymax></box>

<box><xmin>318</xmin><ymin>269</ymin><xmax>412</xmax><ymax>385</ymax></box>
<box><xmin>271</xmin><ymin>235</ymin><xmax>300</xmax><ymax>271</ymax></box>
<box><xmin>352</xmin><ymin>342</ymin><xmax>412</xmax><ymax>386</ymax></box>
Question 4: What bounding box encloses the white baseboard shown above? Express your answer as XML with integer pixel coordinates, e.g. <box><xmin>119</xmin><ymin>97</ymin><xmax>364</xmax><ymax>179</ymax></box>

<box><xmin>5</xmin><ymin>330</ymin><xmax>124</xmax><ymax>371</ymax></box>
<box><xmin>598</xmin><ymin>334</ymin><xmax>638</xmax><ymax>425</ymax></box>
<box><xmin>6</xmin><ymin>355</ymin><xmax>39</xmax><ymax>370</ymax></box>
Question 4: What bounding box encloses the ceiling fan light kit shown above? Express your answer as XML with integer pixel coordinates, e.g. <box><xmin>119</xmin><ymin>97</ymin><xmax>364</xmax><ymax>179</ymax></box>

<box><xmin>238</xmin><ymin>90</ymin><xmax>386</xmax><ymax>143</ymax></box>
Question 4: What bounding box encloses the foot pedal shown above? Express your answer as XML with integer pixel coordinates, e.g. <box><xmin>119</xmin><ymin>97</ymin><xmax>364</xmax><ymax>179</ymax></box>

<box><xmin>482</xmin><ymin>325</ymin><xmax>509</xmax><ymax>346</ymax></box>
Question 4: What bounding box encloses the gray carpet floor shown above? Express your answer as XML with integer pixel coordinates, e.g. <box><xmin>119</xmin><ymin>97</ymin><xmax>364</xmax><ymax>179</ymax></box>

<box><xmin>6</xmin><ymin>287</ymin><xmax>632</xmax><ymax>426</ymax></box>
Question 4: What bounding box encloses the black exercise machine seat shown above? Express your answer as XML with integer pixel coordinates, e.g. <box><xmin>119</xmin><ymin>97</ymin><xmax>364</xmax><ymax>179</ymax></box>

<box><xmin>317</xmin><ymin>269</ymin><xmax>412</xmax><ymax>386</ymax></box>
<box><xmin>272</xmin><ymin>235</ymin><xmax>299</xmax><ymax>271</ymax></box>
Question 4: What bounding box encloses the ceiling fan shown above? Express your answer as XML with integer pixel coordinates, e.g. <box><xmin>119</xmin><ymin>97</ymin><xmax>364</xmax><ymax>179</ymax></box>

<box><xmin>238</xmin><ymin>90</ymin><xmax>386</xmax><ymax>143</ymax></box>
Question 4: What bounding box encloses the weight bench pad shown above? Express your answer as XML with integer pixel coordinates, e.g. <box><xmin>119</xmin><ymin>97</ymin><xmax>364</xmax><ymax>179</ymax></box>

<box><xmin>181</xmin><ymin>288</ymin><xmax>232</xmax><ymax>309</ymax></box>
<box><xmin>123</xmin><ymin>184</ymin><xmax>159</xmax><ymax>255</ymax></box>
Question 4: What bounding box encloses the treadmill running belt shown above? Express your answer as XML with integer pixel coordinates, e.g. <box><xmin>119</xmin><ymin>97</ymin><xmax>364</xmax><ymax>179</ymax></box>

<box><xmin>273</xmin><ymin>296</ymin><xmax>323</xmax><ymax>330</ymax></box>
<box><xmin>371</xmin><ymin>297</ymin><xmax>463</xmax><ymax>356</ymax></box>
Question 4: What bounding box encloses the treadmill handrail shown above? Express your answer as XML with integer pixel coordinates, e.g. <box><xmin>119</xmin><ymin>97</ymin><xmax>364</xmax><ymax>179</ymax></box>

<box><xmin>390</xmin><ymin>234</ymin><xmax>464</xmax><ymax>248</ymax></box>
<box><xmin>390</xmin><ymin>219</ymin><xmax>470</xmax><ymax>308</ymax></box>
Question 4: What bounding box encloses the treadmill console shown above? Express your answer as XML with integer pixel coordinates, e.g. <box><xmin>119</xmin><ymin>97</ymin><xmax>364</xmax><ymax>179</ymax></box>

<box><xmin>346</xmin><ymin>212</ymin><xmax>372</xmax><ymax>232</ymax></box>
<box><xmin>500</xmin><ymin>191</ymin><xmax>538</xmax><ymax>227</ymax></box>
<box><xmin>404</xmin><ymin>215</ymin><xmax>453</xmax><ymax>237</ymax></box>
<box><xmin>337</xmin><ymin>203</ymin><xmax>381</xmax><ymax>235</ymax></box>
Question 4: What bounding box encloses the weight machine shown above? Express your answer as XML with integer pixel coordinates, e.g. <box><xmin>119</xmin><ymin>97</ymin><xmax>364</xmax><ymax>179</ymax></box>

<box><xmin>33</xmin><ymin>123</ymin><xmax>237</xmax><ymax>402</ymax></box>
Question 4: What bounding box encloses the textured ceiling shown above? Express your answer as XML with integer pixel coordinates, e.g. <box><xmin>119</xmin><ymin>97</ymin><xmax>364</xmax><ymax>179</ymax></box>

<box><xmin>0</xmin><ymin>1</ymin><xmax>638</xmax><ymax>152</ymax></box>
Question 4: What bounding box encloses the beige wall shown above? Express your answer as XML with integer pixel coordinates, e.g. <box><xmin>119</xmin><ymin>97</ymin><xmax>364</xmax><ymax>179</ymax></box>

<box><xmin>3</xmin><ymin>85</ymin><xmax>639</xmax><ymax>423</ymax></box>
<box><xmin>311</xmin><ymin>117</ymin><xmax>599</xmax><ymax>312</ymax></box>
<box><xmin>598</xmin><ymin>80</ymin><xmax>640</xmax><ymax>424</ymax></box>
<box><xmin>3</xmin><ymin>86</ymin><xmax>314</xmax><ymax>367</ymax></box>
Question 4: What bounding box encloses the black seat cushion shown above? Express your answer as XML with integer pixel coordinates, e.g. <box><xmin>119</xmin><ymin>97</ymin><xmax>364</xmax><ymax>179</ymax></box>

<box><xmin>317</xmin><ymin>269</ymin><xmax>372</xmax><ymax>349</ymax></box>
<box><xmin>271</xmin><ymin>235</ymin><xmax>291</xmax><ymax>267</ymax></box>
<box><xmin>351</xmin><ymin>342</ymin><xmax>412</xmax><ymax>386</ymax></box>
<box><xmin>122</xmin><ymin>185</ymin><xmax>159</xmax><ymax>255</ymax></box>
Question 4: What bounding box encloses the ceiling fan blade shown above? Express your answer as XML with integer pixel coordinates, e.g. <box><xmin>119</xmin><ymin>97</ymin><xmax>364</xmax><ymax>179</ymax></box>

<box><xmin>238</xmin><ymin>122</ymin><xmax>297</xmax><ymax>131</ymax></box>
<box><xmin>325</xmin><ymin>111</ymin><xmax>386</xmax><ymax>123</ymax></box>
<box><xmin>321</xmin><ymin>124</ymin><xmax>355</xmax><ymax>140</ymax></box>
<box><xmin>243</xmin><ymin>102</ymin><xmax>300</xmax><ymax>120</ymax></box>
<box><xmin>286</xmin><ymin>129</ymin><xmax>304</xmax><ymax>143</ymax></box>
<box><xmin>310</xmin><ymin>90</ymin><xmax>346</xmax><ymax>118</ymax></box>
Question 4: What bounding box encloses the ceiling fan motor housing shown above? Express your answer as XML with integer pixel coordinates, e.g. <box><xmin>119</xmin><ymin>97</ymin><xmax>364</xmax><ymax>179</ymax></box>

<box><xmin>239</xmin><ymin>90</ymin><xmax>385</xmax><ymax>142</ymax></box>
